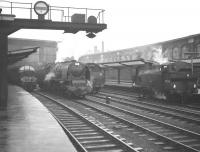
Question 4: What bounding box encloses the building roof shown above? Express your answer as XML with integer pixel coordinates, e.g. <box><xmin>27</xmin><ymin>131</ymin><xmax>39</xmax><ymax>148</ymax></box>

<box><xmin>8</xmin><ymin>47</ymin><xmax>39</xmax><ymax>65</ymax></box>
<box><xmin>100</xmin><ymin>59</ymin><xmax>158</xmax><ymax>68</ymax></box>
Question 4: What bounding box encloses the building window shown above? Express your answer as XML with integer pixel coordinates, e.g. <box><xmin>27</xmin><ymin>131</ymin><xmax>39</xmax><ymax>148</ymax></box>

<box><xmin>172</xmin><ymin>47</ymin><xmax>180</xmax><ymax>60</ymax></box>
<box><xmin>181</xmin><ymin>45</ymin><xmax>189</xmax><ymax>59</ymax></box>
<box><xmin>196</xmin><ymin>44</ymin><xmax>200</xmax><ymax>57</ymax></box>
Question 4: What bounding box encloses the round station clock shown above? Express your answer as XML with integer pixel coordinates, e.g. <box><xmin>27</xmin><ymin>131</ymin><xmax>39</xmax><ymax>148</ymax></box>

<box><xmin>34</xmin><ymin>1</ymin><xmax>49</xmax><ymax>16</ymax></box>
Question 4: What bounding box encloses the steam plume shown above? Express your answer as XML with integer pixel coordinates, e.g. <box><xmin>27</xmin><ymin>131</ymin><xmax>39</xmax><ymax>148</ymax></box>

<box><xmin>44</xmin><ymin>72</ymin><xmax>55</xmax><ymax>81</ymax></box>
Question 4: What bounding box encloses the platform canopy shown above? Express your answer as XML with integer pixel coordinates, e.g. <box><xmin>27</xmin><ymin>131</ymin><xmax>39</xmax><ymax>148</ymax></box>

<box><xmin>7</xmin><ymin>47</ymin><xmax>38</xmax><ymax>65</ymax></box>
<box><xmin>100</xmin><ymin>59</ymin><xmax>150</xmax><ymax>68</ymax></box>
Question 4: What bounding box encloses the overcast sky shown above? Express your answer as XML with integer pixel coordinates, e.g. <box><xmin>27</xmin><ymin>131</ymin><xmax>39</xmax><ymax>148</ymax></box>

<box><xmin>8</xmin><ymin>0</ymin><xmax>200</xmax><ymax>61</ymax></box>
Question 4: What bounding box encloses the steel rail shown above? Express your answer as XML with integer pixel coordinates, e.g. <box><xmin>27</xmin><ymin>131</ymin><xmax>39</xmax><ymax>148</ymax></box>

<box><xmin>100</xmin><ymin>89</ymin><xmax>200</xmax><ymax>116</ymax></box>
<box><xmin>35</xmin><ymin>92</ymin><xmax>139</xmax><ymax>152</ymax></box>
<box><xmin>83</xmin><ymin>96</ymin><xmax>200</xmax><ymax>152</ymax></box>
<box><xmin>95</xmin><ymin>93</ymin><xmax>200</xmax><ymax>125</ymax></box>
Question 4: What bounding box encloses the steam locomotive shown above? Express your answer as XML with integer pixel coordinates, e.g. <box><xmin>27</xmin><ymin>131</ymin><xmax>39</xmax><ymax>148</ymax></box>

<box><xmin>37</xmin><ymin>60</ymin><xmax>92</xmax><ymax>97</ymax></box>
<box><xmin>133</xmin><ymin>61</ymin><xmax>200</xmax><ymax>103</ymax></box>
<box><xmin>8</xmin><ymin>65</ymin><xmax>37</xmax><ymax>92</ymax></box>
<box><xmin>86</xmin><ymin>63</ymin><xmax>105</xmax><ymax>93</ymax></box>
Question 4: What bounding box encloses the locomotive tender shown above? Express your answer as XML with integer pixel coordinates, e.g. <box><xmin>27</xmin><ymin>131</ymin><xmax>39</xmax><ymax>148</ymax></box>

<box><xmin>38</xmin><ymin>60</ymin><xmax>92</xmax><ymax>97</ymax></box>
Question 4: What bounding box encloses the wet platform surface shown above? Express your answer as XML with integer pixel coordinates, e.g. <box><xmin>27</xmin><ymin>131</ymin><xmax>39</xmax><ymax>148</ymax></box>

<box><xmin>0</xmin><ymin>85</ymin><xmax>77</xmax><ymax>152</ymax></box>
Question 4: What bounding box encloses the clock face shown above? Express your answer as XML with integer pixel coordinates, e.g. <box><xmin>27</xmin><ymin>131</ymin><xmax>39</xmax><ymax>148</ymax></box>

<box><xmin>34</xmin><ymin>1</ymin><xmax>49</xmax><ymax>15</ymax></box>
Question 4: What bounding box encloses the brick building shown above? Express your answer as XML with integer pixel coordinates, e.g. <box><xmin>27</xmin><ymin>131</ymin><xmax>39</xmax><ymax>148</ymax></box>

<box><xmin>79</xmin><ymin>33</ymin><xmax>200</xmax><ymax>63</ymax></box>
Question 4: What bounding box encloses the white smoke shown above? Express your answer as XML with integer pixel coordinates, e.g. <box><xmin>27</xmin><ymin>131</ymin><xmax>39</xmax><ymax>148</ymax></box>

<box><xmin>44</xmin><ymin>72</ymin><xmax>55</xmax><ymax>81</ymax></box>
<box><xmin>152</xmin><ymin>47</ymin><xmax>168</xmax><ymax>64</ymax></box>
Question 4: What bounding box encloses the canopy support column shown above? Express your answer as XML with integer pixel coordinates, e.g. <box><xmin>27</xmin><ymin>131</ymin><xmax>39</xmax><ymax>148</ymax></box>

<box><xmin>0</xmin><ymin>34</ymin><xmax>8</xmax><ymax>110</ymax></box>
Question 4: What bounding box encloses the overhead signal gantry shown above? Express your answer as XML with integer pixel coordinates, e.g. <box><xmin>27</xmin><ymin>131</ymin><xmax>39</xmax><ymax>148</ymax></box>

<box><xmin>0</xmin><ymin>0</ymin><xmax>107</xmax><ymax>110</ymax></box>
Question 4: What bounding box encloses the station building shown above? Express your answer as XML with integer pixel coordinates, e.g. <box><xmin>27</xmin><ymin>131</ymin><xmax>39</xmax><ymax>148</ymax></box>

<box><xmin>79</xmin><ymin>33</ymin><xmax>200</xmax><ymax>63</ymax></box>
<box><xmin>8</xmin><ymin>38</ymin><xmax>58</xmax><ymax>69</ymax></box>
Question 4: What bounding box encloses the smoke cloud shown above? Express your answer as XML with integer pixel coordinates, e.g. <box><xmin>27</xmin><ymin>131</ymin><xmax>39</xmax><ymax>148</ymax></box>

<box><xmin>152</xmin><ymin>47</ymin><xmax>168</xmax><ymax>64</ymax></box>
<box><xmin>44</xmin><ymin>72</ymin><xmax>55</xmax><ymax>81</ymax></box>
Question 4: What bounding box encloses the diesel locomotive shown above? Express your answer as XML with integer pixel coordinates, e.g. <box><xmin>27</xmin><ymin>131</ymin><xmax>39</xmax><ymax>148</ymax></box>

<box><xmin>37</xmin><ymin>60</ymin><xmax>92</xmax><ymax>97</ymax></box>
<box><xmin>86</xmin><ymin>63</ymin><xmax>105</xmax><ymax>93</ymax></box>
<box><xmin>8</xmin><ymin>65</ymin><xmax>37</xmax><ymax>92</ymax></box>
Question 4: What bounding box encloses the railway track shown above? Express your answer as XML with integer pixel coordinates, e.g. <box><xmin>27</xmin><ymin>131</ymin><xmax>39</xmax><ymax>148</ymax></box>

<box><xmin>94</xmin><ymin>92</ymin><xmax>200</xmax><ymax>131</ymax></box>
<box><xmin>101</xmin><ymin>88</ymin><xmax>200</xmax><ymax>115</ymax></box>
<box><xmin>83</xmin><ymin>95</ymin><xmax>200</xmax><ymax>152</ymax></box>
<box><xmin>34</xmin><ymin>91</ymin><xmax>200</xmax><ymax>152</ymax></box>
<box><xmin>33</xmin><ymin>92</ymin><xmax>140</xmax><ymax>152</ymax></box>
<box><xmin>185</xmin><ymin>105</ymin><xmax>200</xmax><ymax>112</ymax></box>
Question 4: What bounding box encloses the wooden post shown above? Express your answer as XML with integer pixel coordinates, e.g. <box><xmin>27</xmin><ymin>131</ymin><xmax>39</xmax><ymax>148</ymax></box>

<box><xmin>0</xmin><ymin>34</ymin><xmax>8</xmax><ymax>110</ymax></box>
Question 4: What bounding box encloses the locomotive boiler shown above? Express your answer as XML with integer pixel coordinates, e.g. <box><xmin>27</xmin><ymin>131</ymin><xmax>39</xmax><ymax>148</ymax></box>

<box><xmin>38</xmin><ymin>60</ymin><xmax>92</xmax><ymax>97</ymax></box>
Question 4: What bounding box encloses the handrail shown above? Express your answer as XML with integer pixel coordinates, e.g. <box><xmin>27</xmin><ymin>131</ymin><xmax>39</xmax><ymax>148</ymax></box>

<box><xmin>0</xmin><ymin>0</ymin><xmax>105</xmax><ymax>23</ymax></box>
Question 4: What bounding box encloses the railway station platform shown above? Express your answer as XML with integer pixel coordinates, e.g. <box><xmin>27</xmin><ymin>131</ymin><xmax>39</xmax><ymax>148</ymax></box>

<box><xmin>0</xmin><ymin>85</ymin><xmax>77</xmax><ymax>152</ymax></box>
